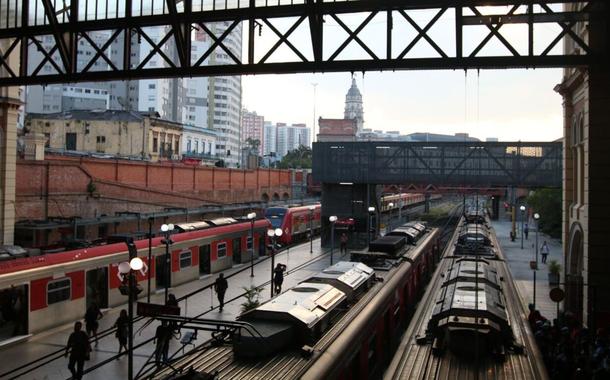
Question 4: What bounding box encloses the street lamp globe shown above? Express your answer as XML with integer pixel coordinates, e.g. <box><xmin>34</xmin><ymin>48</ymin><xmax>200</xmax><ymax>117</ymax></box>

<box><xmin>161</xmin><ymin>224</ymin><xmax>169</xmax><ymax>232</ymax></box>
<box><xmin>247</xmin><ymin>212</ymin><xmax>256</xmax><ymax>219</ymax></box>
<box><xmin>274</xmin><ymin>228</ymin><xmax>283</xmax><ymax>237</ymax></box>
<box><xmin>534</xmin><ymin>213</ymin><xmax>540</xmax><ymax>220</ymax></box>
<box><xmin>267</xmin><ymin>229</ymin><xmax>275</xmax><ymax>237</ymax></box>
<box><xmin>368</xmin><ymin>206</ymin><xmax>376</xmax><ymax>213</ymax></box>
<box><xmin>129</xmin><ymin>257</ymin><xmax>144</xmax><ymax>271</ymax></box>
<box><xmin>388</xmin><ymin>202</ymin><xmax>394</xmax><ymax>208</ymax></box>
<box><xmin>118</xmin><ymin>261</ymin><xmax>132</xmax><ymax>274</ymax></box>
<box><xmin>308</xmin><ymin>205</ymin><xmax>315</xmax><ymax>211</ymax></box>
<box><xmin>329</xmin><ymin>215</ymin><xmax>338</xmax><ymax>222</ymax></box>
<box><xmin>520</xmin><ymin>205</ymin><xmax>526</xmax><ymax>212</ymax></box>
<box><xmin>168</xmin><ymin>223</ymin><xmax>174</xmax><ymax>230</ymax></box>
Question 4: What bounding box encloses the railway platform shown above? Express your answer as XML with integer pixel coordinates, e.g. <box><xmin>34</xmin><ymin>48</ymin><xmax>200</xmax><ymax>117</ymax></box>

<box><xmin>490</xmin><ymin>213</ymin><xmax>563</xmax><ymax>321</ymax></box>
<box><xmin>0</xmin><ymin>238</ymin><xmax>336</xmax><ymax>380</ymax></box>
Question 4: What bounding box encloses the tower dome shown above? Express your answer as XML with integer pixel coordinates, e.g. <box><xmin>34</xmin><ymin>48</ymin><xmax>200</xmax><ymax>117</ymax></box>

<box><xmin>344</xmin><ymin>78</ymin><xmax>364</xmax><ymax>133</ymax></box>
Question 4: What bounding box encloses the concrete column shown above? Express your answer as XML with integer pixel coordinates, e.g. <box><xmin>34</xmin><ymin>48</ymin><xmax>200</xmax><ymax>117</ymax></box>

<box><xmin>0</xmin><ymin>93</ymin><xmax>20</xmax><ymax>245</ymax></box>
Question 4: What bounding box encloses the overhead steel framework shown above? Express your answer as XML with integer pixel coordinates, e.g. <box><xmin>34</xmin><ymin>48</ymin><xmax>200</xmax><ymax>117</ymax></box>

<box><xmin>0</xmin><ymin>0</ymin><xmax>605</xmax><ymax>86</ymax></box>
<box><xmin>312</xmin><ymin>141</ymin><xmax>562</xmax><ymax>187</ymax></box>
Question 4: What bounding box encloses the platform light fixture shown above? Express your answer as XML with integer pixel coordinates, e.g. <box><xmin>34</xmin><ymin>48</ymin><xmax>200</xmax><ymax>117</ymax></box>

<box><xmin>533</xmin><ymin>212</ymin><xmax>541</xmax><ymax>309</ymax></box>
<box><xmin>329</xmin><ymin>216</ymin><xmax>338</xmax><ymax>265</ymax></box>
<box><xmin>267</xmin><ymin>228</ymin><xmax>283</xmax><ymax>297</ymax></box>
<box><xmin>519</xmin><ymin>205</ymin><xmax>526</xmax><ymax>250</ymax></box>
<box><xmin>160</xmin><ymin>223</ymin><xmax>174</xmax><ymax>303</ymax></box>
<box><xmin>247</xmin><ymin>212</ymin><xmax>257</xmax><ymax>277</ymax></box>
<box><xmin>368</xmin><ymin>206</ymin><xmax>376</xmax><ymax>246</ymax></box>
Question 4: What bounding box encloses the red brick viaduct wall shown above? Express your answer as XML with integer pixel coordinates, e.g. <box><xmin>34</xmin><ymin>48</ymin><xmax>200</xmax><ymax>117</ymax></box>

<box><xmin>16</xmin><ymin>156</ymin><xmax>293</xmax><ymax>221</ymax></box>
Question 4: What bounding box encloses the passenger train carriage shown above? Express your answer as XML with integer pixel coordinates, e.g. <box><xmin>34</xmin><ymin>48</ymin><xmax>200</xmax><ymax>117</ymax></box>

<box><xmin>0</xmin><ymin>217</ymin><xmax>271</xmax><ymax>339</ymax></box>
<box><xmin>150</xmin><ymin>221</ymin><xmax>441</xmax><ymax>380</ymax></box>
<box><xmin>264</xmin><ymin>204</ymin><xmax>321</xmax><ymax>245</ymax></box>
<box><xmin>385</xmin><ymin>208</ymin><xmax>548</xmax><ymax>380</ymax></box>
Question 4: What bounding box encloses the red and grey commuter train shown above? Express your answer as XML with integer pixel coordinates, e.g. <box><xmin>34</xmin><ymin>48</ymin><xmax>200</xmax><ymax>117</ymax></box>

<box><xmin>264</xmin><ymin>204</ymin><xmax>321</xmax><ymax>245</ymax></box>
<box><xmin>150</xmin><ymin>221</ymin><xmax>441</xmax><ymax>380</ymax></box>
<box><xmin>0</xmin><ymin>217</ymin><xmax>270</xmax><ymax>340</ymax></box>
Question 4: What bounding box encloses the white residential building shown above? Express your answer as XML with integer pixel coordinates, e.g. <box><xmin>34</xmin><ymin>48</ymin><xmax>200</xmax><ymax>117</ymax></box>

<box><xmin>263</xmin><ymin>122</ymin><xmax>311</xmax><ymax>159</ymax></box>
<box><xmin>182</xmin><ymin>125</ymin><xmax>218</xmax><ymax>157</ymax></box>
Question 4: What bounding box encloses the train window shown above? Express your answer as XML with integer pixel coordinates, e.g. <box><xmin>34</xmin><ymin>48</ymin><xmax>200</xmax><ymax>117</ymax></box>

<box><xmin>47</xmin><ymin>278</ymin><xmax>71</xmax><ymax>305</ymax></box>
<box><xmin>246</xmin><ymin>236</ymin><xmax>253</xmax><ymax>250</ymax></box>
<box><xmin>180</xmin><ymin>251</ymin><xmax>192</xmax><ymax>269</ymax></box>
<box><xmin>217</xmin><ymin>242</ymin><xmax>227</xmax><ymax>258</ymax></box>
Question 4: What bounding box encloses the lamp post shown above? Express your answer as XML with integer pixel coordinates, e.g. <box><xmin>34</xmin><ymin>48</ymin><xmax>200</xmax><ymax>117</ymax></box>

<box><xmin>267</xmin><ymin>228</ymin><xmax>283</xmax><ymax>297</ymax></box>
<box><xmin>388</xmin><ymin>202</ymin><xmax>394</xmax><ymax>232</ymax></box>
<box><xmin>118</xmin><ymin>255</ymin><xmax>144</xmax><ymax>380</ymax></box>
<box><xmin>368</xmin><ymin>206</ymin><xmax>376</xmax><ymax>245</ymax></box>
<box><xmin>160</xmin><ymin>223</ymin><xmax>174</xmax><ymax>304</ymax></box>
<box><xmin>147</xmin><ymin>216</ymin><xmax>153</xmax><ymax>303</ymax></box>
<box><xmin>519</xmin><ymin>205</ymin><xmax>526</xmax><ymax>249</ymax></box>
<box><xmin>329</xmin><ymin>216</ymin><xmax>337</xmax><ymax>265</ymax></box>
<box><xmin>533</xmin><ymin>212</ymin><xmax>540</xmax><ymax>309</ymax></box>
<box><xmin>308</xmin><ymin>205</ymin><xmax>315</xmax><ymax>253</ymax></box>
<box><xmin>247</xmin><ymin>212</ymin><xmax>256</xmax><ymax>277</ymax></box>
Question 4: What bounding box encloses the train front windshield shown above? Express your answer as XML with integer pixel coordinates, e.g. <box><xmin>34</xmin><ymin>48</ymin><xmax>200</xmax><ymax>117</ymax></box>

<box><xmin>265</xmin><ymin>208</ymin><xmax>287</xmax><ymax>228</ymax></box>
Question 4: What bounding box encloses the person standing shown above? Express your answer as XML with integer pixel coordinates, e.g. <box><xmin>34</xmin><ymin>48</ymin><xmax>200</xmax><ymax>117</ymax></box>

<box><xmin>541</xmin><ymin>241</ymin><xmax>550</xmax><ymax>263</ymax></box>
<box><xmin>524</xmin><ymin>223</ymin><xmax>529</xmax><ymax>240</ymax></box>
<box><xmin>153</xmin><ymin>322</ymin><xmax>171</xmax><ymax>366</ymax></box>
<box><xmin>214</xmin><ymin>273</ymin><xmax>228</xmax><ymax>312</ymax></box>
<box><xmin>65</xmin><ymin>321</ymin><xmax>91</xmax><ymax>380</ymax></box>
<box><xmin>84</xmin><ymin>303</ymin><xmax>103</xmax><ymax>347</ymax></box>
<box><xmin>113</xmin><ymin>309</ymin><xmax>129</xmax><ymax>357</ymax></box>
<box><xmin>340</xmin><ymin>233</ymin><xmax>348</xmax><ymax>255</ymax></box>
<box><xmin>273</xmin><ymin>264</ymin><xmax>287</xmax><ymax>295</ymax></box>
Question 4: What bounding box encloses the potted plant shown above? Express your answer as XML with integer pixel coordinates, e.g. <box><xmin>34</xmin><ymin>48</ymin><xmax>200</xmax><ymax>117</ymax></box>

<box><xmin>240</xmin><ymin>286</ymin><xmax>262</xmax><ymax>314</ymax></box>
<box><xmin>548</xmin><ymin>259</ymin><xmax>561</xmax><ymax>286</ymax></box>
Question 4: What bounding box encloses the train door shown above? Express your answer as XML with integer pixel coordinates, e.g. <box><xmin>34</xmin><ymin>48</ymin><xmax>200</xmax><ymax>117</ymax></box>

<box><xmin>232</xmin><ymin>238</ymin><xmax>241</xmax><ymax>264</ymax></box>
<box><xmin>0</xmin><ymin>284</ymin><xmax>29</xmax><ymax>341</ymax></box>
<box><xmin>199</xmin><ymin>244</ymin><xmax>211</xmax><ymax>275</ymax></box>
<box><xmin>156</xmin><ymin>255</ymin><xmax>170</xmax><ymax>290</ymax></box>
<box><xmin>86</xmin><ymin>267</ymin><xmax>108</xmax><ymax>309</ymax></box>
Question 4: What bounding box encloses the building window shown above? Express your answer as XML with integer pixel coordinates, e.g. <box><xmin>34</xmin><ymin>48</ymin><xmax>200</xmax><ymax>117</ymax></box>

<box><xmin>247</xmin><ymin>236</ymin><xmax>253</xmax><ymax>250</ymax></box>
<box><xmin>180</xmin><ymin>251</ymin><xmax>192</xmax><ymax>269</ymax></box>
<box><xmin>186</xmin><ymin>139</ymin><xmax>191</xmax><ymax>152</ymax></box>
<box><xmin>148</xmin><ymin>84</ymin><xmax>156</xmax><ymax>89</ymax></box>
<box><xmin>65</xmin><ymin>133</ymin><xmax>77</xmax><ymax>150</ymax></box>
<box><xmin>47</xmin><ymin>278</ymin><xmax>71</xmax><ymax>305</ymax></box>
<box><xmin>44</xmin><ymin>133</ymin><xmax>50</xmax><ymax>148</ymax></box>
<box><xmin>217</xmin><ymin>242</ymin><xmax>227</xmax><ymax>258</ymax></box>
<box><xmin>96</xmin><ymin>136</ymin><xmax>106</xmax><ymax>144</ymax></box>
<box><xmin>153</xmin><ymin>137</ymin><xmax>158</xmax><ymax>152</ymax></box>
<box><xmin>175</xmin><ymin>140</ymin><xmax>179</xmax><ymax>153</ymax></box>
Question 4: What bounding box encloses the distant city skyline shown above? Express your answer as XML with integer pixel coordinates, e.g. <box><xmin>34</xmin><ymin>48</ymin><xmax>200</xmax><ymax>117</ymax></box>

<box><xmin>243</xmin><ymin>68</ymin><xmax>563</xmax><ymax>142</ymax></box>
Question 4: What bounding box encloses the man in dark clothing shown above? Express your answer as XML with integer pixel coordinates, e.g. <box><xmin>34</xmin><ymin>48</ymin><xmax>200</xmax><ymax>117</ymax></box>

<box><xmin>153</xmin><ymin>322</ymin><xmax>171</xmax><ymax>366</ymax></box>
<box><xmin>273</xmin><ymin>264</ymin><xmax>287</xmax><ymax>295</ymax></box>
<box><xmin>524</xmin><ymin>223</ymin><xmax>529</xmax><ymax>240</ymax></box>
<box><xmin>84</xmin><ymin>303</ymin><xmax>103</xmax><ymax>346</ymax></box>
<box><xmin>214</xmin><ymin>273</ymin><xmax>228</xmax><ymax>312</ymax></box>
<box><xmin>340</xmin><ymin>233</ymin><xmax>348</xmax><ymax>255</ymax></box>
<box><xmin>65</xmin><ymin>321</ymin><xmax>90</xmax><ymax>380</ymax></box>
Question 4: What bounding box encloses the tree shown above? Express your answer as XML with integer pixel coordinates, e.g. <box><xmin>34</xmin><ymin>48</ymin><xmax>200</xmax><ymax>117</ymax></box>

<box><xmin>240</xmin><ymin>286</ymin><xmax>262</xmax><ymax>314</ymax></box>
<box><xmin>527</xmin><ymin>188</ymin><xmax>562</xmax><ymax>238</ymax></box>
<box><xmin>278</xmin><ymin>145</ymin><xmax>312</xmax><ymax>169</ymax></box>
<box><xmin>245</xmin><ymin>138</ymin><xmax>261</xmax><ymax>154</ymax></box>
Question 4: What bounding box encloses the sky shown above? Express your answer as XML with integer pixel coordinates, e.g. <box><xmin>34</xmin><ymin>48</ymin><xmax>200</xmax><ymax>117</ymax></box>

<box><xmin>241</xmin><ymin>5</ymin><xmax>567</xmax><ymax>142</ymax></box>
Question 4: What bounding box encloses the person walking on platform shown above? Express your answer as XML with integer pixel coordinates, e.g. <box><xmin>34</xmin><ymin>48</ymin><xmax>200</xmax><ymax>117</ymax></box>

<box><xmin>273</xmin><ymin>264</ymin><xmax>287</xmax><ymax>295</ymax></box>
<box><xmin>113</xmin><ymin>309</ymin><xmax>129</xmax><ymax>357</ymax></box>
<box><xmin>340</xmin><ymin>233</ymin><xmax>348</xmax><ymax>255</ymax></box>
<box><xmin>214</xmin><ymin>273</ymin><xmax>228</xmax><ymax>312</ymax></box>
<box><xmin>65</xmin><ymin>321</ymin><xmax>91</xmax><ymax>380</ymax></box>
<box><xmin>84</xmin><ymin>302</ymin><xmax>103</xmax><ymax>347</ymax></box>
<box><xmin>541</xmin><ymin>241</ymin><xmax>550</xmax><ymax>263</ymax></box>
<box><xmin>153</xmin><ymin>322</ymin><xmax>171</xmax><ymax>366</ymax></box>
<box><xmin>524</xmin><ymin>223</ymin><xmax>529</xmax><ymax>240</ymax></box>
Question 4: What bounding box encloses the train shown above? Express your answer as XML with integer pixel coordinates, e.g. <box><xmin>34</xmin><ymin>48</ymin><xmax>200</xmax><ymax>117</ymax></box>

<box><xmin>150</xmin><ymin>221</ymin><xmax>441</xmax><ymax>380</ymax></box>
<box><xmin>0</xmin><ymin>217</ymin><xmax>271</xmax><ymax>341</ymax></box>
<box><xmin>379</xmin><ymin>192</ymin><xmax>442</xmax><ymax>213</ymax></box>
<box><xmin>264</xmin><ymin>204</ymin><xmax>322</xmax><ymax>245</ymax></box>
<box><xmin>385</xmin><ymin>205</ymin><xmax>548</xmax><ymax>379</ymax></box>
